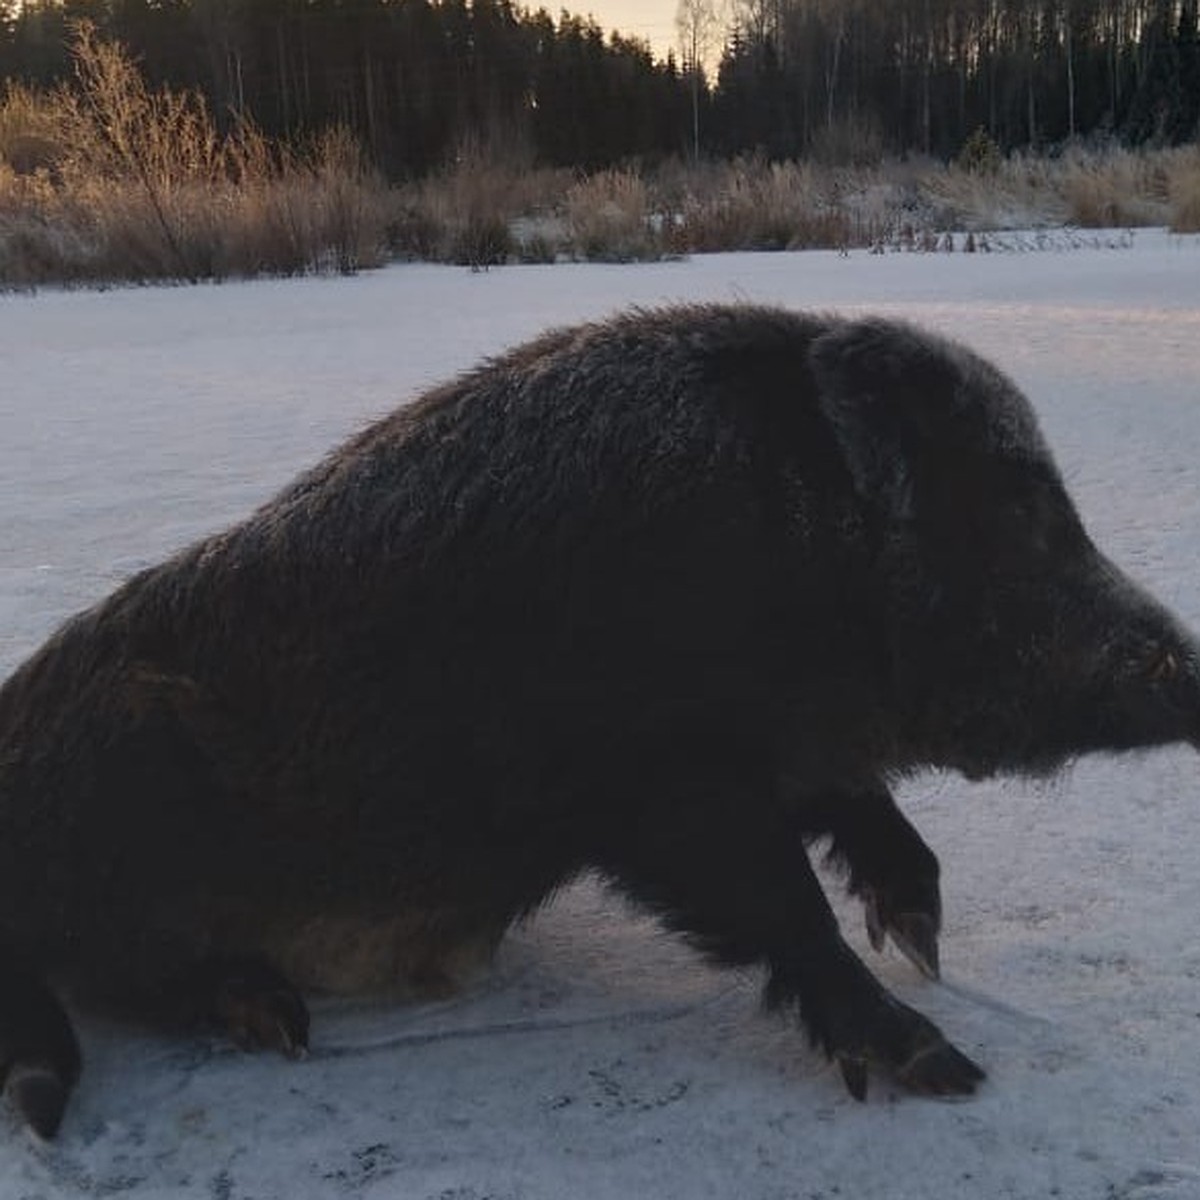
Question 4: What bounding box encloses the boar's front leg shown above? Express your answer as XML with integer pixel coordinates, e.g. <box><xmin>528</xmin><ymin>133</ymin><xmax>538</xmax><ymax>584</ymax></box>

<box><xmin>596</xmin><ymin>771</ymin><xmax>982</xmax><ymax>1100</ymax></box>
<box><xmin>800</xmin><ymin>786</ymin><xmax>943</xmax><ymax>980</ymax></box>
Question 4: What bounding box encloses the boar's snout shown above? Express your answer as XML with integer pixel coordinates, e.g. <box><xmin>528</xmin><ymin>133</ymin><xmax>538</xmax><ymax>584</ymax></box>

<box><xmin>1091</xmin><ymin>574</ymin><xmax>1200</xmax><ymax>754</ymax></box>
<box><xmin>1145</xmin><ymin>641</ymin><xmax>1200</xmax><ymax>749</ymax></box>
<box><xmin>968</xmin><ymin>551</ymin><xmax>1200</xmax><ymax>775</ymax></box>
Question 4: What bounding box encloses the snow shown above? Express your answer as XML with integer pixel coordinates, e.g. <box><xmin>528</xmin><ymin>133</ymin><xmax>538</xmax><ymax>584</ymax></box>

<box><xmin>2</xmin><ymin>231</ymin><xmax>1200</xmax><ymax>1199</ymax></box>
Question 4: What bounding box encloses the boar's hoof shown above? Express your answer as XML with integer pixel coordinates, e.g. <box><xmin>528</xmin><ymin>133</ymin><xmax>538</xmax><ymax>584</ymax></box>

<box><xmin>864</xmin><ymin>891</ymin><xmax>941</xmax><ymax>980</ymax></box>
<box><xmin>210</xmin><ymin>960</ymin><xmax>310</xmax><ymax>1060</ymax></box>
<box><xmin>837</xmin><ymin>1054</ymin><xmax>870</xmax><ymax>1101</ymax></box>
<box><xmin>893</xmin><ymin>1035</ymin><xmax>986</xmax><ymax>1098</ymax></box>
<box><xmin>832</xmin><ymin>1001</ymin><xmax>984</xmax><ymax>1101</ymax></box>
<box><xmin>6</xmin><ymin>1063</ymin><xmax>73</xmax><ymax>1141</ymax></box>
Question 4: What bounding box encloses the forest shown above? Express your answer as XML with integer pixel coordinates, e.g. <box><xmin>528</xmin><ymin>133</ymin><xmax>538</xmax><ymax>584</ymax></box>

<box><xmin>0</xmin><ymin>0</ymin><xmax>1197</xmax><ymax>178</ymax></box>
<box><xmin>715</xmin><ymin>0</ymin><xmax>1200</xmax><ymax>160</ymax></box>
<box><xmin>0</xmin><ymin>0</ymin><xmax>693</xmax><ymax>175</ymax></box>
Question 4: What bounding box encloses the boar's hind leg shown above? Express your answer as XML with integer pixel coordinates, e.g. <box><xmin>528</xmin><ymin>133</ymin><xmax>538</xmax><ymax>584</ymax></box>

<box><xmin>803</xmin><ymin>786</ymin><xmax>942</xmax><ymax>980</ymax></box>
<box><xmin>160</xmin><ymin>956</ymin><xmax>309</xmax><ymax>1060</ymax></box>
<box><xmin>0</xmin><ymin>963</ymin><xmax>82</xmax><ymax>1139</ymax></box>
<box><xmin>597</xmin><ymin>781</ymin><xmax>982</xmax><ymax>1100</ymax></box>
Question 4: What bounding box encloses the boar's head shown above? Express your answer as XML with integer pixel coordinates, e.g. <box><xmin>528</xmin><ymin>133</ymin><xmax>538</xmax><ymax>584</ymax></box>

<box><xmin>810</xmin><ymin>317</ymin><xmax>1200</xmax><ymax>781</ymax></box>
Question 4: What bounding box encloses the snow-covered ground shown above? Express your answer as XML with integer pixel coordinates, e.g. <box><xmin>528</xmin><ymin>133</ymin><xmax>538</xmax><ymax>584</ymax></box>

<box><xmin>2</xmin><ymin>232</ymin><xmax>1200</xmax><ymax>1199</ymax></box>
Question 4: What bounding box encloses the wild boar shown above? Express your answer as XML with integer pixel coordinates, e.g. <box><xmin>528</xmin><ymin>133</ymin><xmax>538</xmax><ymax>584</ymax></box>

<box><xmin>2</xmin><ymin>305</ymin><xmax>1198</xmax><ymax>1137</ymax></box>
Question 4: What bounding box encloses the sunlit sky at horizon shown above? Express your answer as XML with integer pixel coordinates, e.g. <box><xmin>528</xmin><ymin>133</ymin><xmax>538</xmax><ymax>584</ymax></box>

<box><xmin>9</xmin><ymin>1</ymin><xmax>703</xmax><ymax>67</ymax></box>
<box><xmin>575</xmin><ymin>1</ymin><xmax>680</xmax><ymax>62</ymax></box>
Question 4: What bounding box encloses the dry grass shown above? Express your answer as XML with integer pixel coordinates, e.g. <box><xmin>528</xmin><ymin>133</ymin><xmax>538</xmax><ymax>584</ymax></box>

<box><xmin>0</xmin><ymin>24</ymin><xmax>388</xmax><ymax>288</ymax></box>
<box><xmin>0</xmin><ymin>81</ymin><xmax>63</xmax><ymax>175</ymax></box>
<box><xmin>1058</xmin><ymin>146</ymin><xmax>1170</xmax><ymax>227</ymax></box>
<box><xmin>565</xmin><ymin>169</ymin><xmax>663</xmax><ymax>261</ymax></box>
<box><xmin>1167</xmin><ymin>147</ymin><xmax>1200</xmax><ymax>233</ymax></box>
<box><xmin>670</xmin><ymin>157</ymin><xmax>861</xmax><ymax>251</ymax></box>
<box><xmin>919</xmin><ymin>152</ymin><xmax>1067</xmax><ymax>230</ymax></box>
<box><xmin>920</xmin><ymin>144</ymin><xmax>1189</xmax><ymax>232</ymax></box>
<box><xmin>387</xmin><ymin>144</ymin><xmax>574</xmax><ymax>266</ymax></box>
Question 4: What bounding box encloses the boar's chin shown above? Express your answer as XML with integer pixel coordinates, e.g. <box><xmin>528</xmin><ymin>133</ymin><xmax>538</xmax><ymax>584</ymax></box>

<box><xmin>944</xmin><ymin>698</ymin><xmax>1200</xmax><ymax>784</ymax></box>
<box><xmin>924</xmin><ymin>705</ymin><xmax>1083</xmax><ymax>784</ymax></box>
<box><xmin>954</xmin><ymin>746</ymin><xmax>1073</xmax><ymax>784</ymax></box>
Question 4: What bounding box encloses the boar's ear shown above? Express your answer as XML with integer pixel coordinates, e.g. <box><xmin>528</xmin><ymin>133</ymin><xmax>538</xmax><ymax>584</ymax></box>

<box><xmin>808</xmin><ymin>318</ymin><xmax>962</xmax><ymax>519</ymax></box>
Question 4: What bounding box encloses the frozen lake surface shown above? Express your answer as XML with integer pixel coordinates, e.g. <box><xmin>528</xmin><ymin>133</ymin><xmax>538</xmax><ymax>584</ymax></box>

<box><xmin>2</xmin><ymin>232</ymin><xmax>1200</xmax><ymax>1199</ymax></box>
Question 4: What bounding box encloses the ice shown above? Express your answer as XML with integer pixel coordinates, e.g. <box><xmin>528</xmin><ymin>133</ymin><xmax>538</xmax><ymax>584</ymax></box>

<box><xmin>2</xmin><ymin>230</ymin><xmax>1199</xmax><ymax>1197</ymax></box>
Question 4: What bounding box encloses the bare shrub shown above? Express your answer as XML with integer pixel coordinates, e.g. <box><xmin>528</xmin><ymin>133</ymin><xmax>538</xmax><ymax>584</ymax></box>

<box><xmin>386</xmin><ymin>187</ymin><xmax>445</xmax><ymax>262</ymax></box>
<box><xmin>0</xmin><ymin>162</ymin><xmax>79</xmax><ymax>289</ymax></box>
<box><xmin>406</xmin><ymin>140</ymin><xmax>573</xmax><ymax>267</ymax></box>
<box><xmin>53</xmin><ymin>21</ymin><xmax>223</xmax><ymax>280</ymax></box>
<box><xmin>298</xmin><ymin>125</ymin><xmax>389</xmax><ymax>272</ymax></box>
<box><xmin>0</xmin><ymin>82</ymin><xmax>66</xmax><ymax>176</ymax></box>
<box><xmin>0</xmin><ymin>23</ymin><xmax>389</xmax><ymax>288</ymax></box>
<box><xmin>672</xmin><ymin>157</ymin><xmax>852</xmax><ymax>252</ymax></box>
<box><xmin>422</xmin><ymin>145</ymin><xmax>516</xmax><ymax>266</ymax></box>
<box><xmin>404</xmin><ymin>143</ymin><xmax>570</xmax><ymax>266</ymax></box>
<box><xmin>565</xmin><ymin>169</ymin><xmax>663</xmax><ymax>261</ymax></box>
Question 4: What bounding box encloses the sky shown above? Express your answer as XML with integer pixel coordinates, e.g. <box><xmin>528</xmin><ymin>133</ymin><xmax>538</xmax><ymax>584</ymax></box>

<box><xmin>580</xmin><ymin>0</ymin><xmax>681</xmax><ymax>61</ymax></box>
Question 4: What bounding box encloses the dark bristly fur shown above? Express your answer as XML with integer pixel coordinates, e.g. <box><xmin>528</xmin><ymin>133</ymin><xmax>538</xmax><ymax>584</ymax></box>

<box><xmin>3</xmin><ymin>304</ymin><xmax>1200</xmax><ymax>1133</ymax></box>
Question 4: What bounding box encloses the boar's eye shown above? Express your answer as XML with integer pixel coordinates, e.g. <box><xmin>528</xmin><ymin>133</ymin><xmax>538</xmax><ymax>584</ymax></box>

<box><xmin>1003</xmin><ymin>498</ymin><xmax>1036</xmax><ymax>530</ymax></box>
<box><xmin>997</xmin><ymin>492</ymin><xmax>1053</xmax><ymax>554</ymax></box>
<box><xmin>1005</xmin><ymin>478</ymin><xmax>1081</xmax><ymax>553</ymax></box>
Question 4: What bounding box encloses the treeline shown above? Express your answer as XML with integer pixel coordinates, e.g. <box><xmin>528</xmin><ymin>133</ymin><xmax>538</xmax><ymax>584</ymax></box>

<box><xmin>0</xmin><ymin>0</ymin><xmax>694</xmax><ymax>176</ymax></box>
<box><xmin>1</xmin><ymin>0</ymin><xmax>1198</xmax><ymax>176</ymax></box>
<box><xmin>714</xmin><ymin>0</ymin><xmax>1200</xmax><ymax>160</ymax></box>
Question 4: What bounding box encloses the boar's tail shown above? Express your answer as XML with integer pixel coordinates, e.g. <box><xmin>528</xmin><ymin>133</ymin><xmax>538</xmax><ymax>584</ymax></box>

<box><xmin>0</xmin><ymin>960</ymin><xmax>82</xmax><ymax>1139</ymax></box>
